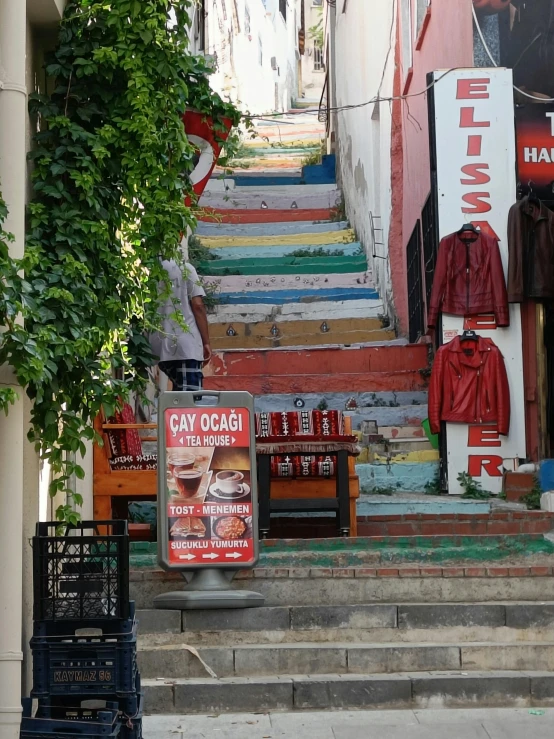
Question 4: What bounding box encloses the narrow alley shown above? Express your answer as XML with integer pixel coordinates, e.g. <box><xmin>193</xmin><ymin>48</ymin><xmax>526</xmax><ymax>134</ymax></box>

<box><xmin>198</xmin><ymin>113</ymin><xmax>435</xmax><ymax>504</ymax></box>
<box><xmin>6</xmin><ymin>1</ymin><xmax>554</xmax><ymax>737</ymax></box>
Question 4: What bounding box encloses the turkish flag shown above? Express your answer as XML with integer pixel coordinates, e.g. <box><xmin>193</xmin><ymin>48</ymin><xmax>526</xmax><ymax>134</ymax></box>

<box><xmin>183</xmin><ymin>110</ymin><xmax>233</xmax><ymax>205</ymax></box>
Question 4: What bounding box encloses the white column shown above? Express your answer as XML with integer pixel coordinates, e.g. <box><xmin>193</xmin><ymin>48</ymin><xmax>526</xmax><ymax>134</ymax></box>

<box><xmin>0</xmin><ymin>0</ymin><xmax>27</xmax><ymax>734</ymax></box>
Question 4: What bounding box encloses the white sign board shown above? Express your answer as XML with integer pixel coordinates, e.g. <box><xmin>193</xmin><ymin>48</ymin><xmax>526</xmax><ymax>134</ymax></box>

<box><xmin>431</xmin><ymin>68</ymin><xmax>526</xmax><ymax>494</ymax></box>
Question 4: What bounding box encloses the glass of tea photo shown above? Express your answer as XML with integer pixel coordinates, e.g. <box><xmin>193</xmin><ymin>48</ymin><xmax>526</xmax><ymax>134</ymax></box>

<box><xmin>174</xmin><ymin>468</ymin><xmax>204</xmax><ymax>499</ymax></box>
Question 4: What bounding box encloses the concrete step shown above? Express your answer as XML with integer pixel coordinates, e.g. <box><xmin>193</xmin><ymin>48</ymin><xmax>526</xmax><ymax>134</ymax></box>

<box><xmin>199</xmin><ymin>253</ymin><xmax>367</xmax><ymax>275</ymax></box>
<box><xmin>142</xmin><ymin>671</ymin><xmax>554</xmax><ymax>713</ymax></box>
<box><xmin>198</xmin><ymin>192</ymin><xmax>341</xmax><ymax>210</ymax></box>
<box><xmin>348</xmin><ymin>405</ymin><xmax>428</xmax><ymax>430</ymax></box>
<box><xmin>208</xmin><ymin>345</ymin><xmax>429</xmax><ymax>378</ymax></box>
<box><xmin>211</xmin><ymin>327</ymin><xmax>395</xmax><ymax>351</ymax></box>
<box><xmin>205</xmin><ymin>183</ymin><xmax>340</xmax><ymax>196</ymax></box>
<box><xmin>218</xmin><ymin>286</ymin><xmax>379</xmax><ymax>306</ymax></box>
<box><xmin>136</xmin><ymin>602</ymin><xmax>554</xmax><ymax>645</ymax></box>
<box><xmin>130</xmin><ymin>565</ymin><xmax>554</xmax><ymax>610</ymax></box>
<box><xmin>198</xmin><ymin>208</ymin><xmax>337</xmax><ymax>224</ymax></box>
<box><xmin>204</xmin><ymin>372</ymin><xmax>428</xmax><ymax>394</ymax></box>
<box><xmin>209</xmin><ymin>299</ymin><xmax>385</xmax><ymax>324</ymax></box>
<box><xmin>205</xmin><ymin>346</ymin><xmax>429</xmax><ymax>393</ymax></box>
<box><xmin>208</xmin><ymin>243</ymin><xmax>360</xmax><ymax>260</ymax></box>
<box><xmin>356</xmin><ymin>460</ymin><xmax>439</xmax><ymax>494</ymax></box>
<box><xmin>207</xmin><ymin>273</ymin><xmax>373</xmax><ymax>293</ymax></box>
<box><xmin>252</xmin><ymin>391</ymin><xmax>427</xmax><ymax>413</ymax></box>
<box><xmin>137</xmin><ymin>641</ymin><xmax>554</xmax><ymax>681</ymax></box>
<box><xmin>195</xmin><ymin>219</ymin><xmax>349</xmax><ymax>237</ymax></box>
<box><xmin>379</xmin><ymin>425</ymin><xmax>428</xmax><ymax>440</ymax></box>
<box><xmin>355</xmin><ymin>495</ymin><xmax>491</xmax><ymax>518</ymax></box>
<box><xmin>199</xmin><ymin>229</ymin><xmax>355</xmax><ymax>248</ymax></box>
<box><xmin>386</xmin><ymin>438</ymin><xmax>434</xmax><ymax>452</ymax></box>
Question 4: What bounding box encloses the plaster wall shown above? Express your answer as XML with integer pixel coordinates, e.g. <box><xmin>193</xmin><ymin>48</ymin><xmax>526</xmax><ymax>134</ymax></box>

<box><xmin>397</xmin><ymin>0</ymin><xmax>473</xmax><ymax>331</ymax></box>
<box><xmin>333</xmin><ymin>0</ymin><xmax>396</xmax><ymax>324</ymax></box>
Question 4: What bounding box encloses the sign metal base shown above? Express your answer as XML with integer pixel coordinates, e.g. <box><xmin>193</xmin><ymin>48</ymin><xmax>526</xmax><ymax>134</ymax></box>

<box><xmin>152</xmin><ymin>569</ymin><xmax>265</xmax><ymax>610</ymax></box>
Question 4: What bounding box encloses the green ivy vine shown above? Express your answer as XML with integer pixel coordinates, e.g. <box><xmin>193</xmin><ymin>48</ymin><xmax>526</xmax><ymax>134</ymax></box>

<box><xmin>0</xmin><ymin>0</ymin><xmax>241</xmax><ymax>522</ymax></box>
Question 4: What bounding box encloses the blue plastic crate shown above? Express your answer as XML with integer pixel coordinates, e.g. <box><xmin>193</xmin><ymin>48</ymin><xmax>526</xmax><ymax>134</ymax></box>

<box><xmin>35</xmin><ymin>672</ymin><xmax>142</xmax><ymax>717</ymax></box>
<box><xmin>33</xmin><ymin>520</ymin><xmax>130</xmax><ymax>623</ymax></box>
<box><xmin>21</xmin><ymin>698</ymin><xmax>120</xmax><ymax>737</ymax></box>
<box><xmin>31</xmin><ymin>634</ymin><xmax>137</xmax><ymax>697</ymax></box>
<box><xmin>119</xmin><ymin>716</ymin><xmax>142</xmax><ymax>739</ymax></box>
<box><xmin>118</xmin><ymin>692</ymin><xmax>143</xmax><ymax>739</ymax></box>
<box><xmin>33</xmin><ymin>601</ymin><xmax>137</xmax><ymax>641</ymax></box>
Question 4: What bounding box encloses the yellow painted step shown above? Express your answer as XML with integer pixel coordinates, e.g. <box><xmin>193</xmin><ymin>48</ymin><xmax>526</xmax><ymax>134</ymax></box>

<box><xmin>373</xmin><ymin>450</ymin><xmax>440</xmax><ymax>463</ymax></box>
<box><xmin>212</xmin><ymin>330</ymin><xmax>395</xmax><ymax>350</ymax></box>
<box><xmin>209</xmin><ymin>317</ymin><xmax>394</xmax><ymax>350</ymax></box>
<box><xmin>199</xmin><ymin>230</ymin><xmax>356</xmax><ymax>248</ymax></box>
<box><xmin>209</xmin><ymin>316</ymin><xmax>386</xmax><ymax>338</ymax></box>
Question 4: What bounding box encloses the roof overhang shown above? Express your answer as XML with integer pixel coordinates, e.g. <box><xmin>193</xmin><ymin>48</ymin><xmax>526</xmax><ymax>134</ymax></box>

<box><xmin>26</xmin><ymin>0</ymin><xmax>66</xmax><ymax>26</ymax></box>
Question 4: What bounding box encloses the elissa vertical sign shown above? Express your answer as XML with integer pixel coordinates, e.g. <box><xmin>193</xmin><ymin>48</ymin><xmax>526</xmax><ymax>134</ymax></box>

<box><xmin>429</xmin><ymin>68</ymin><xmax>526</xmax><ymax>494</ymax></box>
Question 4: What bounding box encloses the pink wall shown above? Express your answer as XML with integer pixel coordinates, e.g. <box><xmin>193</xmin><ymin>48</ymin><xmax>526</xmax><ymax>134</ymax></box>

<box><xmin>393</xmin><ymin>0</ymin><xmax>474</xmax><ymax>335</ymax></box>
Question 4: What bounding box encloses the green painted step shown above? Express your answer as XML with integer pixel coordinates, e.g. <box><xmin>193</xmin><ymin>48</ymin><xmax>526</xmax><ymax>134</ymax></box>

<box><xmin>130</xmin><ymin>534</ymin><xmax>554</xmax><ymax>569</ymax></box>
<box><xmin>199</xmin><ymin>254</ymin><xmax>368</xmax><ymax>276</ymax></box>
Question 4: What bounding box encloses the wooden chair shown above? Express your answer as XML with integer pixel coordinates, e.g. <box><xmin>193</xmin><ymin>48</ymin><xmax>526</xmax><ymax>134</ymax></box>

<box><xmin>255</xmin><ymin>412</ymin><xmax>360</xmax><ymax>538</ymax></box>
<box><xmin>93</xmin><ymin>409</ymin><xmax>157</xmax><ymax>521</ymax></box>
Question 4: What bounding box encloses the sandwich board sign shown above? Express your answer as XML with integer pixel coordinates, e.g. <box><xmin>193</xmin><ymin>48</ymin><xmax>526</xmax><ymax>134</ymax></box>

<box><xmin>157</xmin><ymin>391</ymin><xmax>259</xmax><ymax>571</ymax></box>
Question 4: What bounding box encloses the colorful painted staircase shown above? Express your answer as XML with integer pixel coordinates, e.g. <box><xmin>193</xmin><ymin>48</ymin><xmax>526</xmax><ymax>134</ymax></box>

<box><xmin>195</xmin><ymin>124</ymin><xmax>438</xmax><ymax>509</ymax></box>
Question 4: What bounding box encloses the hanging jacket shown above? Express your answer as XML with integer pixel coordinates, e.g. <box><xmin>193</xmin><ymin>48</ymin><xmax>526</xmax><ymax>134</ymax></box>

<box><xmin>427</xmin><ymin>231</ymin><xmax>509</xmax><ymax>329</ymax></box>
<box><xmin>428</xmin><ymin>336</ymin><xmax>510</xmax><ymax>436</ymax></box>
<box><xmin>507</xmin><ymin>197</ymin><xmax>554</xmax><ymax>302</ymax></box>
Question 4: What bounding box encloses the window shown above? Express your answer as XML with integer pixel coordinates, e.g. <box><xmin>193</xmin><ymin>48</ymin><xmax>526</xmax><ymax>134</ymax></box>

<box><xmin>313</xmin><ymin>44</ymin><xmax>323</xmax><ymax>71</ymax></box>
<box><xmin>193</xmin><ymin>0</ymin><xmax>206</xmax><ymax>51</ymax></box>
<box><xmin>406</xmin><ymin>221</ymin><xmax>425</xmax><ymax>344</ymax></box>
<box><xmin>401</xmin><ymin>0</ymin><xmax>413</xmax><ymax>73</ymax></box>
<box><xmin>312</xmin><ymin>0</ymin><xmax>323</xmax><ymax>5</ymax></box>
<box><xmin>245</xmin><ymin>3</ymin><xmax>251</xmax><ymax>34</ymax></box>
<box><xmin>279</xmin><ymin>0</ymin><xmax>287</xmax><ymax>22</ymax></box>
<box><xmin>415</xmin><ymin>0</ymin><xmax>430</xmax><ymax>38</ymax></box>
<box><xmin>258</xmin><ymin>34</ymin><xmax>263</xmax><ymax>65</ymax></box>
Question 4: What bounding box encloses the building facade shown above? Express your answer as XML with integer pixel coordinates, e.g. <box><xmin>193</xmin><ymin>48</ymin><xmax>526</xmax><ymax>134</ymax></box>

<box><xmin>203</xmin><ymin>0</ymin><xmax>301</xmax><ymax>114</ymax></box>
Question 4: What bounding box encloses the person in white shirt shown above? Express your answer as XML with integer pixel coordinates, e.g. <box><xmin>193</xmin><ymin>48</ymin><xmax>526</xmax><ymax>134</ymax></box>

<box><xmin>149</xmin><ymin>259</ymin><xmax>212</xmax><ymax>390</ymax></box>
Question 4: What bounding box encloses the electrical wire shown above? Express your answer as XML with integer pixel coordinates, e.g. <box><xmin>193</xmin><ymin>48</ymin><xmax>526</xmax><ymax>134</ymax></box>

<box><xmin>240</xmin><ymin>6</ymin><xmax>554</xmax><ymax>125</ymax></box>
<box><xmin>242</xmin><ymin>66</ymin><xmax>467</xmax><ymax>121</ymax></box>
<box><xmin>472</xmin><ymin>4</ymin><xmax>554</xmax><ymax>103</ymax></box>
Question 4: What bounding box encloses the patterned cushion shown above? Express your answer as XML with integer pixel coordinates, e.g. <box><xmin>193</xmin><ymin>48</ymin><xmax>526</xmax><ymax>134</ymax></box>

<box><xmin>271</xmin><ymin>454</ymin><xmax>335</xmax><ymax>478</ymax></box>
<box><xmin>109</xmin><ymin>453</ymin><xmax>157</xmax><ymax>471</ymax></box>
<box><xmin>256</xmin><ymin>410</ymin><xmax>354</xmax><ymax>479</ymax></box>
<box><xmin>105</xmin><ymin>402</ymin><xmax>151</xmax><ymax>468</ymax></box>
<box><xmin>255</xmin><ymin>410</ymin><xmax>345</xmax><ymax>438</ymax></box>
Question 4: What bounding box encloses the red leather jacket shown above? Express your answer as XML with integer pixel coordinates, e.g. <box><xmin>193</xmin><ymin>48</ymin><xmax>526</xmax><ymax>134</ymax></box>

<box><xmin>428</xmin><ymin>336</ymin><xmax>510</xmax><ymax>435</ymax></box>
<box><xmin>428</xmin><ymin>231</ymin><xmax>509</xmax><ymax>328</ymax></box>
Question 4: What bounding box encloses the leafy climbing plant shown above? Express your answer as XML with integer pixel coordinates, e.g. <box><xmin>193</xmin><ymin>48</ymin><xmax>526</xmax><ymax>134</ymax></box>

<box><xmin>0</xmin><ymin>0</ymin><xmax>241</xmax><ymax>522</ymax></box>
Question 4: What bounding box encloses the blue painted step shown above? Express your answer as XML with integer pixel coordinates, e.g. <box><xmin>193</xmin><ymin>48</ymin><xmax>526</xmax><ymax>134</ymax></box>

<box><xmin>302</xmin><ymin>154</ymin><xmax>337</xmax><ymax>185</ymax></box>
<box><xmin>356</xmin><ymin>496</ymin><xmax>490</xmax><ymax>516</ymax></box>
<box><xmin>218</xmin><ymin>287</ymin><xmax>380</xmax><ymax>305</ymax></box>
<box><xmin>233</xmin><ymin>176</ymin><xmax>305</xmax><ymax>187</ymax></box>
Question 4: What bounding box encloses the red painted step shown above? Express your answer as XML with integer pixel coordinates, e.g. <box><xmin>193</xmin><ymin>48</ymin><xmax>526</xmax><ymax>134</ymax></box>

<box><xmin>197</xmin><ymin>207</ymin><xmax>336</xmax><ymax>224</ymax></box>
<box><xmin>203</xmin><ymin>371</ymin><xmax>427</xmax><ymax>394</ymax></box>
<box><xmin>207</xmin><ymin>345</ymin><xmax>429</xmax><ymax>377</ymax></box>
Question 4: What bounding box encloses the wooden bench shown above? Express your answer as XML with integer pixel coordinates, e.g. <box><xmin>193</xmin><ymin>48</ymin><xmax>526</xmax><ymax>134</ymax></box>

<box><xmin>93</xmin><ymin>406</ymin><xmax>360</xmax><ymax>538</ymax></box>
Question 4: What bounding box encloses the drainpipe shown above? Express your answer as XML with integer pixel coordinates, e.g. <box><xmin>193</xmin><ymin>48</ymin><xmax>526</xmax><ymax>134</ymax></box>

<box><xmin>0</xmin><ymin>0</ymin><xmax>26</xmax><ymax>735</ymax></box>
